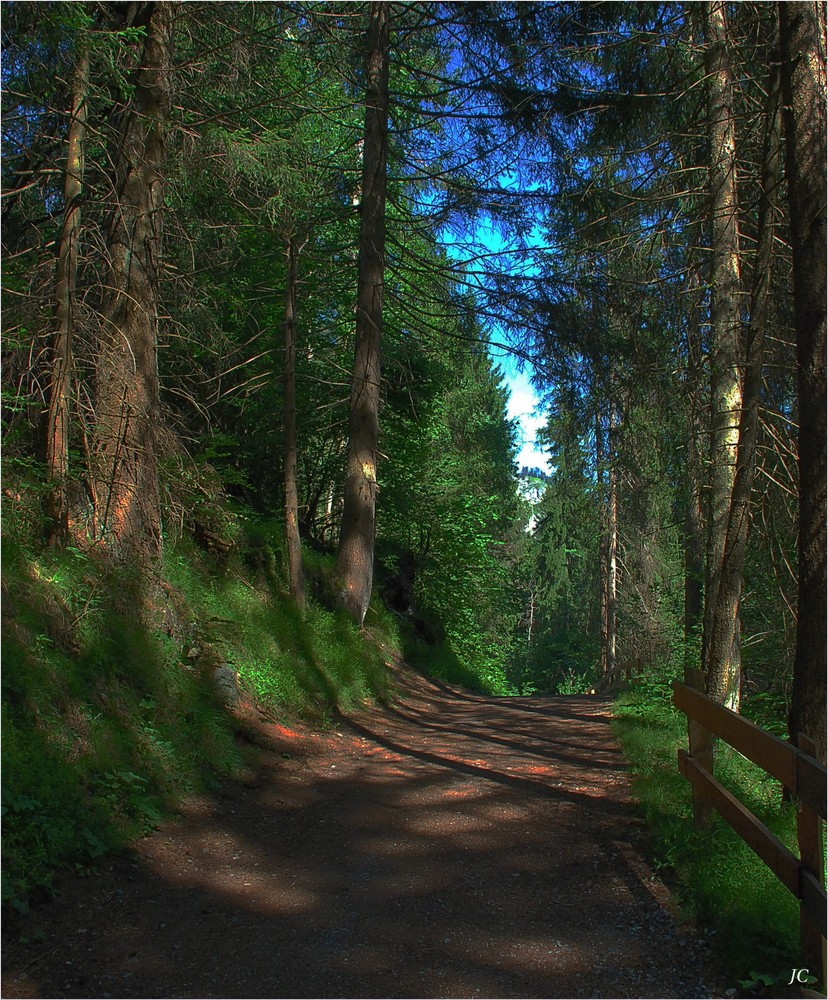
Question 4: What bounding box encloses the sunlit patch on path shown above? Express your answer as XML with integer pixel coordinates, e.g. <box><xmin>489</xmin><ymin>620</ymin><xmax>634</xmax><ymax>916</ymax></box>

<box><xmin>2</xmin><ymin>668</ymin><xmax>725</xmax><ymax>999</ymax></box>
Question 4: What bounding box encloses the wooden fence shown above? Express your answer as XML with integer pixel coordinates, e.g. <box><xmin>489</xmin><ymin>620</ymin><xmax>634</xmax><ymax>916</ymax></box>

<box><xmin>592</xmin><ymin>657</ymin><xmax>644</xmax><ymax>694</ymax></box>
<box><xmin>673</xmin><ymin>675</ymin><xmax>826</xmax><ymax>988</ymax></box>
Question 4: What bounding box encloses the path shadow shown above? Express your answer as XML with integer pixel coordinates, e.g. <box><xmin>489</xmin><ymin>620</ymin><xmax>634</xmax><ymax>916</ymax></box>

<box><xmin>2</xmin><ymin>687</ymin><xmax>723</xmax><ymax>1000</ymax></box>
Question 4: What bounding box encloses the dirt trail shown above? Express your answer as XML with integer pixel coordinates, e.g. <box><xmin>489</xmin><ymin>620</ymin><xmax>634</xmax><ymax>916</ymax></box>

<box><xmin>2</xmin><ymin>667</ymin><xmax>728</xmax><ymax>999</ymax></box>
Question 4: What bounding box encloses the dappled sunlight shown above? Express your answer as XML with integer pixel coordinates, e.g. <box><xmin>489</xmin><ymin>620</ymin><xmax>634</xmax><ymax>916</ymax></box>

<box><xmin>142</xmin><ymin>827</ymin><xmax>324</xmax><ymax>916</ymax></box>
<box><xmin>4</xmin><ymin>675</ymin><xmax>721</xmax><ymax>999</ymax></box>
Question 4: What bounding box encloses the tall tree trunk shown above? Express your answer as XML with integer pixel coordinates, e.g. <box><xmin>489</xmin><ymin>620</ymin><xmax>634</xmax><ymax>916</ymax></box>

<box><xmin>701</xmin><ymin>0</ymin><xmax>744</xmax><ymax>709</ymax></box>
<box><xmin>45</xmin><ymin>38</ymin><xmax>90</xmax><ymax>544</ymax></box>
<box><xmin>779</xmin><ymin>2</ymin><xmax>827</xmax><ymax>762</ymax></box>
<box><xmin>336</xmin><ymin>1</ymin><xmax>389</xmax><ymax>625</ymax></box>
<box><xmin>283</xmin><ymin>237</ymin><xmax>305</xmax><ymax>609</ymax></box>
<box><xmin>595</xmin><ymin>399</ymin><xmax>618</xmax><ymax>678</ymax></box>
<box><xmin>596</xmin><ymin>406</ymin><xmax>610</xmax><ymax>676</ymax></box>
<box><xmin>684</xmin><ymin>270</ymin><xmax>706</xmax><ymax>661</ymax></box>
<box><xmin>707</xmin><ymin>56</ymin><xmax>783</xmax><ymax>713</ymax></box>
<box><xmin>91</xmin><ymin>1</ymin><xmax>172</xmax><ymax>567</ymax></box>
<box><xmin>606</xmin><ymin>408</ymin><xmax>618</xmax><ymax>680</ymax></box>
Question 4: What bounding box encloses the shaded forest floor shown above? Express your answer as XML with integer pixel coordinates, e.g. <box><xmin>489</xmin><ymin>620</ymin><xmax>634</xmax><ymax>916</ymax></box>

<box><xmin>3</xmin><ymin>664</ymin><xmax>731</xmax><ymax>999</ymax></box>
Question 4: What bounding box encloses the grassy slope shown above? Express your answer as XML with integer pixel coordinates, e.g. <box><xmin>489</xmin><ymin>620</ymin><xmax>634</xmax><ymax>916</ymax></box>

<box><xmin>1</xmin><ymin>519</ymin><xmax>402</xmax><ymax>912</ymax></box>
<box><xmin>612</xmin><ymin>683</ymin><xmax>801</xmax><ymax>987</ymax></box>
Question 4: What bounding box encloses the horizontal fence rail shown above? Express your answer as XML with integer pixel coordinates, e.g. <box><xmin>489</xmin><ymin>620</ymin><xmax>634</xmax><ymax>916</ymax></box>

<box><xmin>673</xmin><ymin>678</ymin><xmax>826</xmax><ymax>988</ymax></box>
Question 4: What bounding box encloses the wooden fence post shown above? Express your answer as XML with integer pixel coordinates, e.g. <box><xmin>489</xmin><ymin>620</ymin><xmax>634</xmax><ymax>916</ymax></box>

<box><xmin>796</xmin><ymin>733</ymin><xmax>826</xmax><ymax>991</ymax></box>
<box><xmin>685</xmin><ymin>667</ymin><xmax>714</xmax><ymax>829</ymax></box>
<box><xmin>674</xmin><ymin>680</ymin><xmax>827</xmax><ymax>985</ymax></box>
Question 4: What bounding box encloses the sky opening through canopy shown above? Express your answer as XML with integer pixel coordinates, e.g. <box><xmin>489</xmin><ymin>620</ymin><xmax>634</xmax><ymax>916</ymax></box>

<box><xmin>440</xmin><ymin>212</ymin><xmax>551</xmax><ymax>476</ymax></box>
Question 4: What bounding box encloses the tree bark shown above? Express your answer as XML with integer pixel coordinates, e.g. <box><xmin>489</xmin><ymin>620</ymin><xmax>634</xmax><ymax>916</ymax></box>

<box><xmin>701</xmin><ymin>0</ymin><xmax>743</xmax><ymax>709</ymax></box>
<box><xmin>91</xmin><ymin>1</ymin><xmax>172</xmax><ymax>567</ymax></box>
<box><xmin>606</xmin><ymin>408</ymin><xmax>619</xmax><ymax>680</ymax></box>
<box><xmin>336</xmin><ymin>2</ymin><xmax>389</xmax><ymax>625</ymax></box>
<box><xmin>779</xmin><ymin>1</ymin><xmax>827</xmax><ymax>762</ymax></box>
<box><xmin>283</xmin><ymin>237</ymin><xmax>305</xmax><ymax>609</ymax></box>
<box><xmin>595</xmin><ymin>399</ymin><xmax>618</xmax><ymax>678</ymax></box>
<box><xmin>596</xmin><ymin>406</ymin><xmax>610</xmax><ymax>676</ymax></box>
<box><xmin>45</xmin><ymin>37</ymin><xmax>90</xmax><ymax>544</ymax></box>
<box><xmin>707</xmin><ymin>54</ymin><xmax>783</xmax><ymax>715</ymax></box>
<box><xmin>683</xmin><ymin>270</ymin><xmax>706</xmax><ymax>658</ymax></box>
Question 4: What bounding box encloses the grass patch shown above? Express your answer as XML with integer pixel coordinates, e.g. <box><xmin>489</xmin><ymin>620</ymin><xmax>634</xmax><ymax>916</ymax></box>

<box><xmin>165</xmin><ymin>536</ymin><xmax>400</xmax><ymax>719</ymax></box>
<box><xmin>1</xmin><ymin>512</ymin><xmax>402</xmax><ymax>911</ymax></box>
<box><xmin>613</xmin><ymin>685</ymin><xmax>800</xmax><ymax>983</ymax></box>
<box><xmin>395</xmin><ymin>608</ymin><xmax>508</xmax><ymax>695</ymax></box>
<box><xmin>404</xmin><ymin>633</ymin><xmax>486</xmax><ymax>691</ymax></box>
<box><xmin>1</xmin><ymin>536</ymin><xmax>249</xmax><ymax>911</ymax></box>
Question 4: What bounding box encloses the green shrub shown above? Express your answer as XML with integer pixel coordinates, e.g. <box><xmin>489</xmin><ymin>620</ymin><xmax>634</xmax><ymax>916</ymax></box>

<box><xmin>2</xmin><ymin>711</ymin><xmax>116</xmax><ymax>910</ymax></box>
<box><xmin>405</xmin><ymin>632</ymin><xmax>483</xmax><ymax>691</ymax></box>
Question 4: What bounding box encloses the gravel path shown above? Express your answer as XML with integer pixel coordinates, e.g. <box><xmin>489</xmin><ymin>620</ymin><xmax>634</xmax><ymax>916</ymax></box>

<box><xmin>2</xmin><ymin>667</ymin><xmax>729</xmax><ymax>999</ymax></box>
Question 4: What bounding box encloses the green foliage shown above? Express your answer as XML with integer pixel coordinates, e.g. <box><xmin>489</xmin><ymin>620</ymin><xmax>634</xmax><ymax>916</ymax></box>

<box><xmin>739</xmin><ymin>968</ymin><xmax>817</xmax><ymax>992</ymax></box>
<box><xmin>1</xmin><ymin>529</ymin><xmax>250</xmax><ymax>909</ymax></box>
<box><xmin>741</xmin><ymin>689</ymin><xmax>790</xmax><ymax>739</ymax></box>
<box><xmin>515</xmin><ymin>407</ymin><xmax>602</xmax><ymax>694</ymax></box>
<box><xmin>1</xmin><ymin>713</ymin><xmax>114</xmax><ymax>912</ymax></box>
<box><xmin>403</xmin><ymin>627</ymin><xmax>504</xmax><ymax>696</ymax></box>
<box><xmin>553</xmin><ymin>666</ymin><xmax>595</xmax><ymax>696</ymax></box>
<box><xmin>613</xmin><ymin>688</ymin><xmax>800</xmax><ymax>978</ymax></box>
<box><xmin>1</xmin><ymin>500</ymin><xmax>401</xmax><ymax>910</ymax></box>
<box><xmin>167</xmin><ymin>531</ymin><xmax>399</xmax><ymax>718</ymax></box>
<box><xmin>380</xmin><ymin>324</ymin><xmax>525</xmax><ymax>695</ymax></box>
<box><xmin>161</xmin><ymin>6</ymin><xmax>362</xmax><ymax>528</ymax></box>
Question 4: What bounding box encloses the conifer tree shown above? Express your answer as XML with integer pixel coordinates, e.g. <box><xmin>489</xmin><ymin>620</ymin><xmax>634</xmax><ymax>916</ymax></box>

<box><xmin>779</xmin><ymin>0</ymin><xmax>827</xmax><ymax>760</ymax></box>
<box><xmin>44</xmin><ymin>25</ymin><xmax>90</xmax><ymax>545</ymax></box>
<box><xmin>337</xmin><ymin>2</ymin><xmax>390</xmax><ymax>625</ymax></box>
<box><xmin>91</xmin><ymin>1</ymin><xmax>173</xmax><ymax>567</ymax></box>
<box><xmin>701</xmin><ymin>0</ymin><xmax>744</xmax><ymax>710</ymax></box>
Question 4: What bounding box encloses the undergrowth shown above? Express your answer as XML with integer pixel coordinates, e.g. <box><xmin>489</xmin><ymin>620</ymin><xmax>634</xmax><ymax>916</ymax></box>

<box><xmin>404</xmin><ymin>631</ymin><xmax>491</xmax><ymax>693</ymax></box>
<box><xmin>1</xmin><ymin>505</ymin><xmax>401</xmax><ymax>913</ymax></box>
<box><xmin>165</xmin><ymin>534</ymin><xmax>398</xmax><ymax>719</ymax></box>
<box><xmin>612</xmin><ymin>676</ymin><xmax>800</xmax><ymax>984</ymax></box>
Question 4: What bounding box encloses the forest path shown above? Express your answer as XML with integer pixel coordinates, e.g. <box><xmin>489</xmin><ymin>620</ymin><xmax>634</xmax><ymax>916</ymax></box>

<box><xmin>3</xmin><ymin>666</ymin><xmax>727</xmax><ymax>999</ymax></box>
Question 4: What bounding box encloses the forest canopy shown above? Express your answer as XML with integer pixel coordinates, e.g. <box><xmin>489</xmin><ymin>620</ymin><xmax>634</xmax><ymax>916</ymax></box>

<box><xmin>2</xmin><ymin>0</ymin><xmax>825</xmax><ymax>765</ymax></box>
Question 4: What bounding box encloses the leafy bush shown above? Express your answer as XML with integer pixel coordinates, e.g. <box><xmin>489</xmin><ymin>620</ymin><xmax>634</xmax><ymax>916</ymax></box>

<box><xmin>404</xmin><ymin>631</ymin><xmax>487</xmax><ymax>692</ymax></box>
<box><xmin>2</xmin><ymin>713</ymin><xmax>115</xmax><ymax>911</ymax></box>
<box><xmin>1</xmin><ymin>536</ymin><xmax>249</xmax><ymax>909</ymax></box>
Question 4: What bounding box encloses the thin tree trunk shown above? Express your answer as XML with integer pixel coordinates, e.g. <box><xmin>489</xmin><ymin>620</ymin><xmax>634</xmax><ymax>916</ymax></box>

<box><xmin>596</xmin><ymin>406</ymin><xmax>610</xmax><ymax>676</ymax></box>
<box><xmin>336</xmin><ymin>1</ymin><xmax>389</xmax><ymax>625</ymax></box>
<box><xmin>707</xmin><ymin>55</ymin><xmax>783</xmax><ymax>713</ymax></box>
<box><xmin>325</xmin><ymin>484</ymin><xmax>336</xmax><ymax>547</ymax></box>
<box><xmin>45</xmin><ymin>38</ymin><xmax>90</xmax><ymax>544</ymax></box>
<box><xmin>684</xmin><ymin>270</ymin><xmax>705</xmax><ymax>660</ymax></box>
<box><xmin>701</xmin><ymin>0</ymin><xmax>744</xmax><ymax>709</ymax></box>
<box><xmin>92</xmin><ymin>1</ymin><xmax>172</xmax><ymax>567</ymax></box>
<box><xmin>779</xmin><ymin>1</ymin><xmax>827</xmax><ymax>762</ymax></box>
<box><xmin>606</xmin><ymin>408</ymin><xmax>618</xmax><ymax>680</ymax></box>
<box><xmin>283</xmin><ymin>237</ymin><xmax>305</xmax><ymax>609</ymax></box>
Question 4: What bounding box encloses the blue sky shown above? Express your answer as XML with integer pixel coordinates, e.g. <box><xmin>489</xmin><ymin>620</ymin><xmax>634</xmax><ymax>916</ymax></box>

<box><xmin>505</xmin><ymin>366</ymin><xmax>549</xmax><ymax>473</ymax></box>
<box><xmin>439</xmin><ymin>212</ymin><xmax>551</xmax><ymax>476</ymax></box>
